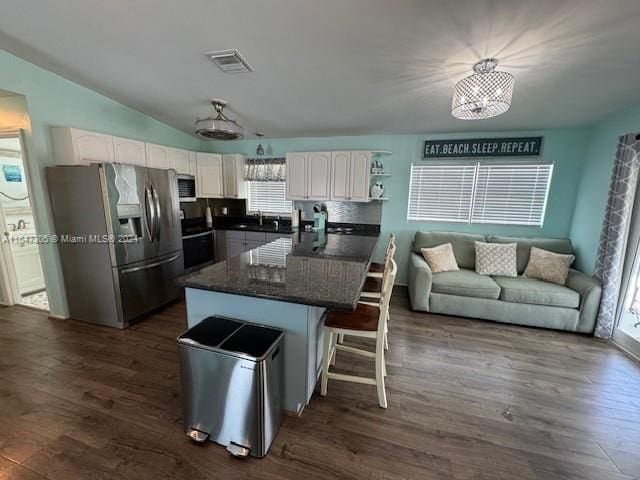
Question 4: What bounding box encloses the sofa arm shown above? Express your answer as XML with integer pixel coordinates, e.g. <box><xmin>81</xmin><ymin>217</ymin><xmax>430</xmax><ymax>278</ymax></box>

<box><xmin>565</xmin><ymin>269</ymin><xmax>602</xmax><ymax>333</ymax></box>
<box><xmin>408</xmin><ymin>252</ymin><xmax>433</xmax><ymax>311</ymax></box>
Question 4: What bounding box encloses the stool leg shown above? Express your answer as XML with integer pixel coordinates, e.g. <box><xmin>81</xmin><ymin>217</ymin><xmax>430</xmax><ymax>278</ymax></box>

<box><xmin>375</xmin><ymin>335</ymin><xmax>387</xmax><ymax>408</ymax></box>
<box><xmin>320</xmin><ymin>329</ymin><xmax>332</xmax><ymax>396</ymax></box>
<box><xmin>330</xmin><ymin>332</ymin><xmax>338</xmax><ymax>366</ymax></box>
<box><xmin>338</xmin><ymin>333</ymin><xmax>345</xmax><ymax>344</ymax></box>
<box><xmin>384</xmin><ymin>331</ymin><xmax>389</xmax><ymax>351</ymax></box>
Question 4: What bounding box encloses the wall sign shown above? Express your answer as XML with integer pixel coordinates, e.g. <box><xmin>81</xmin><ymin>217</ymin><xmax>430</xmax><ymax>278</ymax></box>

<box><xmin>2</xmin><ymin>165</ymin><xmax>23</xmax><ymax>182</ymax></box>
<box><xmin>423</xmin><ymin>137</ymin><xmax>543</xmax><ymax>158</ymax></box>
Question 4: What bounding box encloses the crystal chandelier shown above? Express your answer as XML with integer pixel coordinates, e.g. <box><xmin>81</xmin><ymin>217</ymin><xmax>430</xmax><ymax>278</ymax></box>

<box><xmin>451</xmin><ymin>59</ymin><xmax>514</xmax><ymax>120</ymax></box>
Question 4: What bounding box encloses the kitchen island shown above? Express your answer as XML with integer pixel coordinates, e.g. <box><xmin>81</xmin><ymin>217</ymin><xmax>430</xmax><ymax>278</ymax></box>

<box><xmin>179</xmin><ymin>231</ymin><xmax>379</xmax><ymax>413</ymax></box>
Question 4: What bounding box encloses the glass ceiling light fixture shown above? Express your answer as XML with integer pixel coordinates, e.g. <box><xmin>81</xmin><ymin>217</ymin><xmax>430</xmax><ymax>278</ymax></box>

<box><xmin>451</xmin><ymin>58</ymin><xmax>514</xmax><ymax>120</ymax></box>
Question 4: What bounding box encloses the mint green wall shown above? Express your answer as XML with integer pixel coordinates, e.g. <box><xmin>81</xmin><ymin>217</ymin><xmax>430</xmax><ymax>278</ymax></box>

<box><xmin>208</xmin><ymin>128</ymin><xmax>591</xmax><ymax>283</ymax></box>
<box><xmin>570</xmin><ymin>104</ymin><xmax>640</xmax><ymax>273</ymax></box>
<box><xmin>0</xmin><ymin>49</ymin><xmax>201</xmax><ymax>317</ymax></box>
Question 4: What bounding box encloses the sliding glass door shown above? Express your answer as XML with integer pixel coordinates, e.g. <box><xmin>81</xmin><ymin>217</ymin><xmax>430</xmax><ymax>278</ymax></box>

<box><xmin>614</xmin><ymin>252</ymin><xmax>640</xmax><ymax>357</ymax></box>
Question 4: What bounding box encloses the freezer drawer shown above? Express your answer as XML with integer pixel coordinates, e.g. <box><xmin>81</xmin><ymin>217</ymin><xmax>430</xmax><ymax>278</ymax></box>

<box><xmin>178</xmin><ymin>316</ymin><xmax>284</xmax><ymax>458</ymax></box>
<box><xmin>116</xmin><ymin>250</ymin><xmax>183</xmax><ymax>325</ymax></box>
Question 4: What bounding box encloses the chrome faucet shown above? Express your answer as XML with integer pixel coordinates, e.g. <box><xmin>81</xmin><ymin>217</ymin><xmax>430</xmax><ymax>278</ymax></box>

<box><xmin>256</xmin><ymin>210</ymin><xmax>263</xmax><ymax>226</ymax></box>
<box><xmin>272</xmin><ymin>219</ymin><xmax>279</xmax><ymax>230</ymax></box>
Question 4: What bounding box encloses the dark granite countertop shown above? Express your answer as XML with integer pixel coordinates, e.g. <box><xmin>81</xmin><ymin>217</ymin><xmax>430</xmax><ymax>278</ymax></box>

<box><xmin>179</xmin><ymin>231</ymin><xmax>379</xmax><ymax>310</ymax></box>
<box><xmin>215</xmin><ymin>224</ymin><xmax>296</xmax><ymax>235</ymax></box>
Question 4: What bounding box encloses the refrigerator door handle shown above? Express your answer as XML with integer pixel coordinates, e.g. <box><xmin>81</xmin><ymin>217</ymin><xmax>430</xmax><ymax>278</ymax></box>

<box><xmin>144</xmin><ymin>183</ymin><xmax>156</xmax><ymax>241</ymax></box>
<box><xmin>151</xmin><ymin>183</ymin><xmax>162</xmax><ymax>241</ymax></box>
<box><xmin>120</xmin><ymin>252</ymin><xmax>182</xmax><ymax>274</ymax></box>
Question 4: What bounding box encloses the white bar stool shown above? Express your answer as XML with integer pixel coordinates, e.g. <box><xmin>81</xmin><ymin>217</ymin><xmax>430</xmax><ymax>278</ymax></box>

<box><xmin>320</xmin><ymin>259</ymin><xmax>397</xmax><ymax>408</ymax></box>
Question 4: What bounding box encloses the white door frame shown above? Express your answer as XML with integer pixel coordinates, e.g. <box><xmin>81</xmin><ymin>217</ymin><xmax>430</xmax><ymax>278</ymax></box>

<box><xmin>0</xmin><ymin>129</ymin><xmax>47</xmax><ymax>307</ymax></box>
<box><xmin>612</xmin><ymin>237</ymin><xmax>640</xmax><ymax>360</ymax></box>
<box><xmin>613</xmin><ymin>328</ymin><xmax>640</xmax><ymax>361</ymax></box>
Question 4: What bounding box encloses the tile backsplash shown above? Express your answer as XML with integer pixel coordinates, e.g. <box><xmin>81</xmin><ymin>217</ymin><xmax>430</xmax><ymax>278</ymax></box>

<box><xmin>294</xmin><ymin>201</ymin><xmax>382</xmax><ymax>225</ymax></box>
<box><xmin>180</xmin><ymin>198</ymin><xmax>382</xmax><ymax>225</ymax></box>
<box><xmin>180</xmin><ymin>198</ymin><xmax>246</xmax><ymax>219</ymax></box>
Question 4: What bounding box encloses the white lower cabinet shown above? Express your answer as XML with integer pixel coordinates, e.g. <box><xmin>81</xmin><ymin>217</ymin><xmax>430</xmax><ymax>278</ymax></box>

<box><xmin>226</xmin><ymin>239</ymin><xmax>246</xmax><ymax>258</ymax></box>
<box><xmin>12</xmin><ymin>241</ymin><xmax>45</xmax><ymax>295</ymax></box>
<box><xmin>220</xmin><ymin>230</ymin><xmax>291</xmax><ymax>261</ymax></box>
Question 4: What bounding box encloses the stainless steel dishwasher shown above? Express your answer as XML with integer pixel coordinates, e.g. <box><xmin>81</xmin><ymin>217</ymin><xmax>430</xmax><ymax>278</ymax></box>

<box><xmin>177</xmin><ymin>316</ymin><xmax>284</xmax><ymax>458</ymax></box>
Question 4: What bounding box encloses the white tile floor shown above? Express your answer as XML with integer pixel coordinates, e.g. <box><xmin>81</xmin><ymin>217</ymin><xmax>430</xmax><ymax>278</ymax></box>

<box><xmin>20</xmin><ymin>290</ymin><xmax>49</xmax><ymax>311</ymax></box>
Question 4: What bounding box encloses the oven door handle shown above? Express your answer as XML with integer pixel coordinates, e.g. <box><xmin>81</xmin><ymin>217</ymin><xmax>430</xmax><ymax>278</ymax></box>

<box><xmin>182</xmin><ymin>230</ymin><xmax>214</xmax><ymax>240</ymax></box>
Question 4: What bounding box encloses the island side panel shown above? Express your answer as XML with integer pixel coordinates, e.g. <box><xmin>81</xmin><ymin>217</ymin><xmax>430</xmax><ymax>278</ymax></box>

<box><xmin>184</xmin><ymin>288</ymin><xmax>324</xmax><ymax>413</ymax></box>
<box><xmin>307</xmin><ymin>305</ymin><xmax>327</xmax><ymax>402</ymax></box>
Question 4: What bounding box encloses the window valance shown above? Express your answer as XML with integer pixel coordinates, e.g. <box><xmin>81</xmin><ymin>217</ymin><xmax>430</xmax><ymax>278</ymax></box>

<box><xmin>244</xmin><ymin>157</ymin><xmax>286</xmax><ymax>182</ymax></box>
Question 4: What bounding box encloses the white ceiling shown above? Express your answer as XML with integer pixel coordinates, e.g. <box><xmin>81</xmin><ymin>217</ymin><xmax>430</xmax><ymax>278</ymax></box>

<box><xmin>2</xmin><ymin>0</ymin><xmax>640</xmax><ymax>138</ymax></box>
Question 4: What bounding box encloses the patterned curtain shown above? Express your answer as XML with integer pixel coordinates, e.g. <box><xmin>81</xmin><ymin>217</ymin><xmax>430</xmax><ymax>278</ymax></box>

<box><xmin>244</xmin><ymin>157</ymin><xmax>286</xmax><ymax>182</ymax></box>
<box><xmin>593</xmin><ymin>133</ymin><xmax>640</xmax><ymax>338</ymax></box>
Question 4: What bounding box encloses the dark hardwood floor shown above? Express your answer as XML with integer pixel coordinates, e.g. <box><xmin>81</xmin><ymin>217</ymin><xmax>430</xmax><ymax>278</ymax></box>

<box><xmin>1</xmin><ymin>291</ymin><xmax>639</xmax><ymax>480</ymax></box>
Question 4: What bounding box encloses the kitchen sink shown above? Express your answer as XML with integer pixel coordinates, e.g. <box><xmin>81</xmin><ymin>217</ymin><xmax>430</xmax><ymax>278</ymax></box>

<box><xmin>226</xmin><ymin>223</ymin><xmax>292</xmax><ymax>234</ymax></box>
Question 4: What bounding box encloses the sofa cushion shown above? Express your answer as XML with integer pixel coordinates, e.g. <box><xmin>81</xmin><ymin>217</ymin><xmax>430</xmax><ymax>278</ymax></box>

<box><xmin>523</xmin><ymin>247</ymin><xmax>575</xmax><ymax>285</ymax></box>
<box><xmin>414</xmin><ymin>231</ymin><xmax>486</xmax><ymax>270</ymax></box>
<box><xmin>432</xmin><ymin>268</ymin><xmax>501</xmax><ymax>300</ymax></box>
<box><xmin>421</xmin><ymin>243</ymin><xmax>459</xmax><ymax>273</ymax></box>
<box><xmin>493</xmin><ymin>276</ymin><xmax>580</xmax><ymax>309</ymax></box>
<box><xmin>487</xmin><ymin>235</ymin><xmax>574</xmax><ymax>274</ymax></box>
<box><xmin>475</xmin><ymin>241</ymin><xmax>517</xmax><ymax>277</ymax></box>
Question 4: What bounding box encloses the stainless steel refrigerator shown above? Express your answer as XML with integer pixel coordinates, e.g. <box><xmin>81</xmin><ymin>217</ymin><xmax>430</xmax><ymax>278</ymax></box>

<box><xmin>47</xmin><ymin>163</ymin><xmax>184</xmax><ymax>328</ymax></box>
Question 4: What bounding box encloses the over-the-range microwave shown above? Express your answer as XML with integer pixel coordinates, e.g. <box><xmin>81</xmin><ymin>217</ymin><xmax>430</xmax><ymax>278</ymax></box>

<box><xmin>177</xmin><ymin>174</ymin><xmax>197</xmax><ymax>202</ymax></box>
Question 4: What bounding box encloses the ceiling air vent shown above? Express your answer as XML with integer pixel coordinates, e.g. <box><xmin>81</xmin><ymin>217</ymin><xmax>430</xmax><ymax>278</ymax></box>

<box><xmin>204</xmin><ymin>49</ymin><xmax>253</xmax><ymax>73</ymax></box>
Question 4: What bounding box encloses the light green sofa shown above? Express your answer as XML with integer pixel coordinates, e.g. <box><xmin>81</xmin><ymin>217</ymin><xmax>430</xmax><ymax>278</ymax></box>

<box><xmin>407</xmin><ymin>231</ymin><xmax>602</xmax><ymax>333</ymax></box>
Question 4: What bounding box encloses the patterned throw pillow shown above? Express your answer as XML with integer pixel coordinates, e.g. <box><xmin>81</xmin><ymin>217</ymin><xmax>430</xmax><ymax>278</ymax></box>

<box><xmin>421</xmin><ymin>243</ymin><xmax>459</xmax><ymax>273</ymax></box>
<box><xmin>523</xmin><ymin>247</ymin><xmax>575</xmax><ymax>285</ymax></box>
<box><xmin>474</xmin><ymin>241</ymin><xmax>517</xmax><ymax>277</ymax></box>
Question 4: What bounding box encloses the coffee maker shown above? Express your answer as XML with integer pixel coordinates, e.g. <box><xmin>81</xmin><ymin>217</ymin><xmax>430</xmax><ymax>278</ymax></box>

<box><xmin>312</xmin><ymin>203</ymin><xmax>327</xmax><ymax>231</ymax></box>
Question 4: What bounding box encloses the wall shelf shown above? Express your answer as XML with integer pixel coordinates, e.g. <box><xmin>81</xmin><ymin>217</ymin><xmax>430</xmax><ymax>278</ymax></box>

<box><xmin>369</xmin><ymin>197</ymin><xmax>389</xmax><ymax>201</ymax></box>
<box><xmin>371</xmin><ymin>150</ymin><xmax>392</xmax><ymax>156</ymax></box>
<box><xmin>370</xmin><ymin>173</ymin><xmax>391</xmax><ymax>177</ymax></box>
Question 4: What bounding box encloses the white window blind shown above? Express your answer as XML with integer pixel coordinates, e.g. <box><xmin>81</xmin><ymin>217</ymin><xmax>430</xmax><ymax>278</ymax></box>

<box><xmin>407</xmin><ymin>162</ymin><xmax>553</xmax><ymax>226</ymax></box>
<box><xmin>407</xmin><ymin>164</ymin><xmax>476</xmax><ymax>222</ymax></box>
<box><xmin>247</xmin><ymin>181</ymin><xmax>293</xmax><ymax>215</ymax></box>
<box><xmin>471</xmin><ymin>163</ymin><xmax>553</xmax><ymax>226</ymax></box>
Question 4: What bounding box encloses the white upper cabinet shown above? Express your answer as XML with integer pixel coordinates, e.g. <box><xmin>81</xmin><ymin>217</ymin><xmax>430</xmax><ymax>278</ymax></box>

<box><xmin>222</xmin><ymin>154</ymin><xmax>247</xmax><ymax>199</ymax></box>
<box><xmin>50</xmin><ymin>127</ymin><xmax>115</xmax><ymax>165</ymax></box>
<box><xmin>171</xmin><ymin>148</ymin><xmax>198</xmax><ymax>176</ymax></box>
<box><xmin>307</xmin><ymin>152</ymin><xmax>331</xmax><ymax>201</ymax></box>
<box><xmin>113</xmin><ymin>137</ymin><xmax>146</xmax><ymax>166</ymax></box>
<box><xmin>286</xmin><ymin>152</ymin><xmax>308</xmax><ymax>200</ymax></box>
<box><xmin>330</xmin><ymin>151</ymin><xmax>351</xmax><ymax>201</ymax></box>
<box><xmin>196</xmin><ymin>152</ymin><xmax>223</xmax><ymax>198</ymax></box>
<box><xmin>349</xmin><ymin>151</ymin><xmax>371</xmax><ymax>202</ymax></box>
<box><xmin>169</xmin><ymin>147</ymin><xmax>191</xmax><ymax>175</ymax></box>
<box><xmin>287</xmin><ymin>150</ymin><xmax>372</xmax><ymax>202</ymax></box>
<box><xmin>188</xmin><ymin>151</ymin><xmax>198</xmax><ymax>176</ymax></box>
<box><xmin>146</xmin><ymin>143</ymin><xmax>172</xmax><ymax>170</ymax></box>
